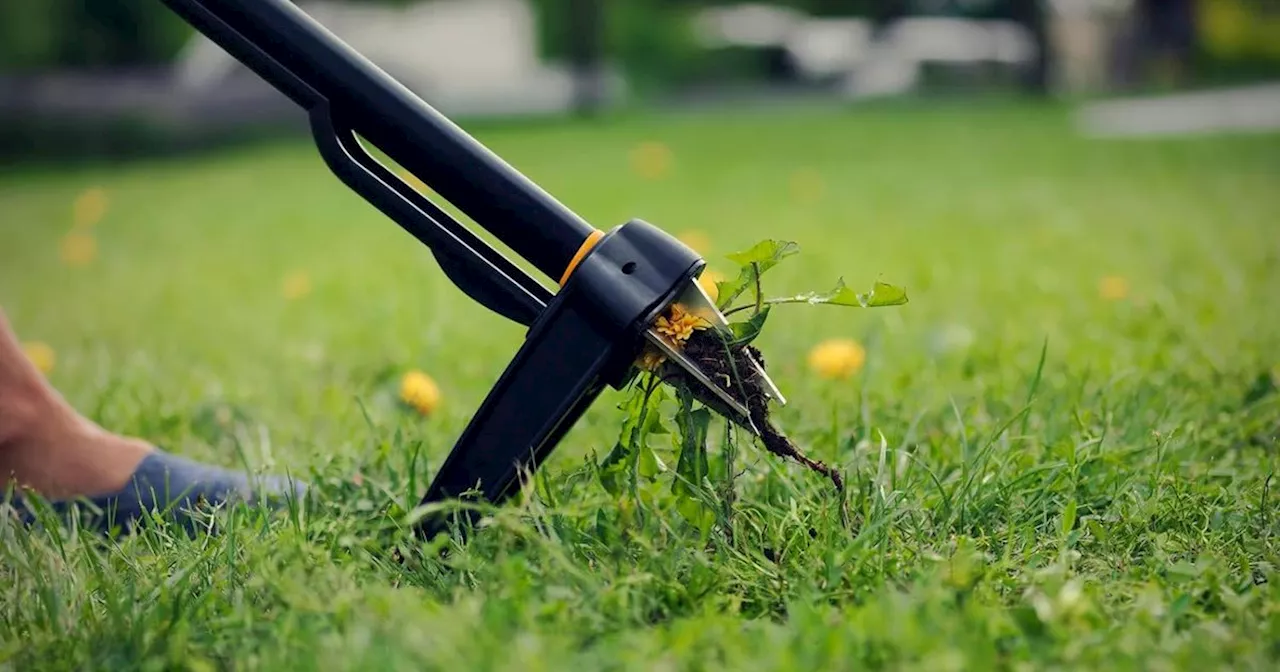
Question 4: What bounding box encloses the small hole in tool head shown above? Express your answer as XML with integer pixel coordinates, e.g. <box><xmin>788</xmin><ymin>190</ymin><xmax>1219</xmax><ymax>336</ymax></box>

<box><xmin>621</xmin><ymin>262</ymin><xmax>637</xmax><ymax>275</ymax></box>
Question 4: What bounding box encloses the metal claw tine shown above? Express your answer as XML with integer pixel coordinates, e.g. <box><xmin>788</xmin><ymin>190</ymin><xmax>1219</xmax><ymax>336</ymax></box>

<box><xmin>644</xmin><ymin>329</ymin><xmax>751</xmax><ymax>420</ymax></box>
<box><xmin>677</xmin><ymin>278</ymin><xmax>788</xmax><ymax>406</ymax></box>
<box><xmin>745</xmin><ymin>351</ymin><xmax>787</xmax><ymax>405</ymax></box>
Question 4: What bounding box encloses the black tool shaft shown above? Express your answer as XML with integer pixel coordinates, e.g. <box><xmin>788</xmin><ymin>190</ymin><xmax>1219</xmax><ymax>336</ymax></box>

<box><xmin>162</xmin><ymin>0</ymin><xmax>597</xmax><ymax>279</ymax></box>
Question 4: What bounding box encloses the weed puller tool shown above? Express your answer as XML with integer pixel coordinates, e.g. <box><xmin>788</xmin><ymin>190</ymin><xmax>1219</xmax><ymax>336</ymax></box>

<box><xmin>160</xmin><ymin>0</ymin><xmax>786</xmax><ymax>539</ymax></box>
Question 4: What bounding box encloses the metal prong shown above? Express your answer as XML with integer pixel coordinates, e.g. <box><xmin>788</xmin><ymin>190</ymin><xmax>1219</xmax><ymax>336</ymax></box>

<box><xmin>745</xmin><ymin>352</ymin><xmax>786</xmax><ymax>405</ymax></box>
<box><xmin>643</xmin><ymin>329</ymin><xmax>751</xmax><ymax>420</ymax></box>
<box><xmin>674</xmin><ymin>278</ymin><xmax>788</xmax><ymax>406</ymax></box>
<box><xmin>675</xmin><ymin>277</ymin><xmax>732</xmax><ymax>331</ymax></box>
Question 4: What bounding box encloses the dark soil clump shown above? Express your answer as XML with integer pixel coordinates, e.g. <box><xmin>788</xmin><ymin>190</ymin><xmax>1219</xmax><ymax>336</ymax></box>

<box><xmin>668</xmin><ymin>329</ymin><xmax>843</xmax><ymax>491</ymax></box>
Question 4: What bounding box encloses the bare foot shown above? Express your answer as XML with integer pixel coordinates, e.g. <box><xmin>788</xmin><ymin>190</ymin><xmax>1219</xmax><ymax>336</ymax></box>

<box><xmin>0</xmin><ymin>309</ymin><xmax>153</xmax><ymax>500</ymax></box>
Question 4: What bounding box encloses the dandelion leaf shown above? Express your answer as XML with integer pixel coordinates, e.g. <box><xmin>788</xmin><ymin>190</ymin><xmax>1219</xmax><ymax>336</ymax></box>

<box><xmin>638</xmin><ymin>444</ymin><xmax>667</xmax><ymax>479</ymax></box>
<box><xmin>716</xmin><ymin>240</ymin><xmax>801</xmax><ymax>310</ymax></box>
<box><xmin>725</xmin><ymin>239</ymin><xmax>801</xmax><ymax>268</ymax></box>
<box><xmin>768</xmin><ymin>278</ymin><xmax>908</xmax><ymax>308</ymax></box>
<box><xmin>597</xmin><ymin>440</ymin><xmax>631</xmax><ymax>496</ymax></box>
<box><xmin>728</xmin><ymin>307</ymin><xmax>770</xmax><ymax>346</ymax></box>
<box><xmin>673</xmin><ymin>408</ymin><xmax>712</xmax><ymax>490</ymax></box>
<box><xmin>598</xmin><ymin>384</ymin><xmax>669</xmax><ymax>493</ymax></box>
<box><xmin>672</xmin><ymin>404</ymin><xmax>715</xmax><ymax>533</ymax></box>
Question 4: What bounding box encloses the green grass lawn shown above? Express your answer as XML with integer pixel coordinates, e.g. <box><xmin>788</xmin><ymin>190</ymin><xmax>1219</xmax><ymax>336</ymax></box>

<box><xmin>1</xmin><ymin>102</ymin><xmax>1278</xmax><ymax>670</ymax></box>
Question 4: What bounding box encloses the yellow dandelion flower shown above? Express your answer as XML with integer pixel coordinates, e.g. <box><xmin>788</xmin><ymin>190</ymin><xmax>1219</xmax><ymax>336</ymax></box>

<box><xmin>677</xmin><ymin>230</ymin><xmax>711</xmax><ymax>255</ymax></box>
<box><xmin>1098</xmin><ymin>275</ymin><xmax>1129</xmax><ymax>301</ymax></box>
<box><xmin>59</xmin><ymin>232</ymin><xmax>97</xmax><ymax>267</ymax></box>
<box><xmin>281</xmin><ymin>271</ymin><xmax>312</xmax><ymax>300</ymax></box>
<box><xmin>789</xmin><ymin>168</ymin><xmax>826</xmax><ymax>205</ymax></box>
<box><xmin>808</xmin><ymin>339</ymin><xmax>866</xmax><ymax>380</ymax></box>
<box><xmin>72</xmin><ymin>187</ymin><xmax>109</xmax><ymax>231</ymax></box>
<box><xmin>22</xmin><ymin>341</ymin><xmax>56</xmax><ymax>375</ymax></box>
<box><xmin>637</xmin><ymin>347</ymin><xmax>666</xmax><ymax>372</ymax></box>
<box><xmin>697</xmin><ymin>270</ymin><xmax>723</xmax><ymax>303</ymax></box>
<box><xmin>629</xmin><ymin>141</ymin><xmax>673</xmax><ymax>181</ymax></box>
<box><xmin>654</xmin><ymin>303</ymin><xmax>708</xmax><ymax>347</ymax></box>
<box><xmin>400</xmin><ymin>370</ymin><xmax>441</xmax><ymax>416</ymax></box>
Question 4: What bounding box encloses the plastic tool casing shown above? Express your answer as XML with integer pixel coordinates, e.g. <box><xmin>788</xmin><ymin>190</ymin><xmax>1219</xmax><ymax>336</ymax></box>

<box><xmin>419</xmin><ymin>222</ymin><xmax>703</xmax><ymax>537</ymax></box>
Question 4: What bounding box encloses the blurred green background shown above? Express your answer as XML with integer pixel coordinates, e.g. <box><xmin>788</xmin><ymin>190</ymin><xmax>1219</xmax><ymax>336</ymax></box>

<box><xmin>2</xmin><ymin>1</ymin><xmax>1279</xmax><ymax>161</ymax></box>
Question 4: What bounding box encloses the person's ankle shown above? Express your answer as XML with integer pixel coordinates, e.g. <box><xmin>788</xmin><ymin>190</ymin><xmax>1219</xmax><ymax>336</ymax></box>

<box><xmin>0</xmin><ymin>387</ymin><xmax>43</xmax><ymax>452</ymax></box>
<box><xmin>1</xmin><ymin>410</ymin><xmax>153</xmax><ymax>501</ymax></box>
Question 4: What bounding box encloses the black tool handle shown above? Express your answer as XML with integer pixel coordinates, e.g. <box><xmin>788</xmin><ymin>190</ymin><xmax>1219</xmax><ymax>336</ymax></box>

<box><xmin>415</xmin><ymin>296</ymin><xmax>615</xmax><ymax>539</ymax></box>
<box><xmin>310</xmin><ymin>105</ymin><xmax>551</xmax><ymax>325</ymax></box>
<box><xmin>160</xmin><ymin>0</ymin><xmax>598</xmax><ymax>281</ymax></box>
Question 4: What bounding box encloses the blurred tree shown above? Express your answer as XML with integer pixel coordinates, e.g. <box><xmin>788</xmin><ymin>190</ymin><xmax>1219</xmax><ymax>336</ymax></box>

<box><xmin>1007</xmin><ymin>0</ymin><xmax>1052</xmax><ymax>95</ymax></box>
<box><xmin>58</xmin><ymin>1</ymin><xmax>193</xmax><ymax>68</ymax></box>
<box><xmin>0</xmin><ymin>2</ymin><xmax>62</xmax><ymax>70</ymax></box>
<box><xmin>1190</xmin><ymin>0</ymin><xmax>1280</xmax><ymax>85</ymax></box>
<box><xmin>566</xmin><ymin>0</ymin><xmax>607</xmax><ymax>115</ymax></box>
<box><xmin>0</xmin><ymin>0</ymin><xmax>193</xmax><ymax>71</ymax></box>
<box><xmin>869</xmin><ymin>0</ymin><xmax>911</xmax><ymax>32</ymax></box>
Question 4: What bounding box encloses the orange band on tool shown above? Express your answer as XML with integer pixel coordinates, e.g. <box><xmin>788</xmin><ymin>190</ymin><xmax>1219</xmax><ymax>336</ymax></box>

<box><xmin>558</xmin><ymin>229</ymin><xmax>605</xmax><ymax>286</ymax></box>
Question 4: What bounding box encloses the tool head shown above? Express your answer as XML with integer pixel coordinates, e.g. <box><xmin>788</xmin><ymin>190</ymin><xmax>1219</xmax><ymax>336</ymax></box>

<box><xmin>642</xmin><ymin>275</ymin><xmax>787</xmax><ymax>429</ymax></box>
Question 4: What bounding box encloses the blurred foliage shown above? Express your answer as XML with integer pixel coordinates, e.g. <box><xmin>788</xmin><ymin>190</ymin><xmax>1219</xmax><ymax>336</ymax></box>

<box><xmin>0</xmin><ymin>0</ymin><xmax>1009</xmax><ymax>75</ymax></box>
<box><xmin>534</xmin><ymin>0</ymin><xmax>701</xmax><ymax>90</ymax></box>
<box><xmin>1188</xmin><ymin>0</ymin><xmax>1280</xmax><ymax>86</ymax></box>
<box><xmin>1198</xmin><ymin>0</ymin><xmax>1280</xmax><ymax>60</ymax></box>
<box><xmin>0</xmin><ymin>0</ymin><xmax>1275</xmax><ymax>88</ymax></box>
<box><xmin>0</xmin><ymin>0</ymin><xmax>194</xmax><ymax>71</ymax></box>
